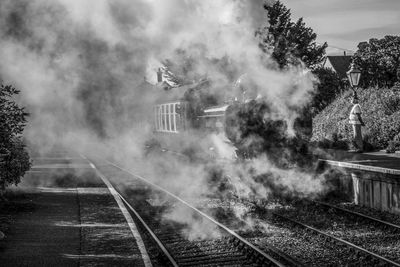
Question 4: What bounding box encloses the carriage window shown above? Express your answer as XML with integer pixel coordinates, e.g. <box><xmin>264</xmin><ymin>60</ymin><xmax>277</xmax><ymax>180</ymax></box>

<box><xmin>157</xmin><ymin>105</ymin><xmax>160</xmax><ymax>130</ymax></box>
<box><xmin>165</xmin><ymin>104</ymin><xmax>168</xmax><ymax>131</ymax></box>
<box><xmin>154</xmin><ymin>103</ymin><xmax>181</xmax><ymax>133</ymax></box>
<box><xmin>158</xmin><ymin>106</ymin><xmax>162</xmax><ymax>131</ymax></box>
<box><xmin>161</xmin><ymin>105</ymin><xmax>165</xmax><ymax>130</ymax></box>
<box><xmin>166</xmin><ymin>104</ymin><xmax>170</xmax><ymax>131</ymax></box>
<box><xmin>168</xmin><ymin>104</ymin><xmax>173</xmax><ymax>132</ymax></box>
<box><xmin>175</xmin><ymin>103</ymin><xmax>180</xmax><ymax>132</ymax></box>
<box><xmin>171</xmin><ymin>104</ymin><xmax>176</xmax><ymax>132</ymax></box>
<box><xmin>154</xmin><ymin>106</ymin><xmax>158</xmax><ymax>130</ymax></box>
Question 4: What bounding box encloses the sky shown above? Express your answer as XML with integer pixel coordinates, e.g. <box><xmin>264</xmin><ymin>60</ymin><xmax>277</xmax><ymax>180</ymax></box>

<box><xmin>282</xmin><ymin>0</ymin><xmax>400</xmax><ymax>55</ymax></box>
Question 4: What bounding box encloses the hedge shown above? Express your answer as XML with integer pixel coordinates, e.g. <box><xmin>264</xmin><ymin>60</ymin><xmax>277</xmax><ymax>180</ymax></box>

<box><xmin>312</xmin><ymin>87</ymin><xmax>400</xmax><ymax>150</ymax></box>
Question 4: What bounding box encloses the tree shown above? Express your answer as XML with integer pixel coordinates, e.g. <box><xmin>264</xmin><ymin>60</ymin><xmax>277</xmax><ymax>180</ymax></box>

<box><xmin>353</xmin><ymin>35</ymin><xmax>400</xmax><ymax>88</ymax></box>
<box><xmin>0</xmin><ymin>84</ymin><xmax>31</xmax><ymax>199</ymax></box>
<box><xmin>256</xmin><ymin>1</ymin><xmax>327</xmax><ymax>69</ymax></box>
<box><xmin>311</xmin><ymin>67</ymin><xmax>342</xmax><ymax>114</ymax></box>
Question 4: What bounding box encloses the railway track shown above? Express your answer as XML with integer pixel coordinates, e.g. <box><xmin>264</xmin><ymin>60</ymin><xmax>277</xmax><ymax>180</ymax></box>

<box><xmin>314</xmin><ymin>200</ymin><xmax>400</xmax><ymax>231</ymax></box>
<box><xmin>269</xmin><ymin>200</ymin><xmax>400</xmax><ymax>266</ymax></box>
<box><xmin>272</xmin><ymin>212</ymin><xmax>400</xmax><ymax>266</ymax></box>
<box><xmin>85</xmin><ymin>154</ymin><xmax>400</xmax><ymax>266</ymax></box>
<box><xmin>202</xmin><ymin>198</ymin><xmax>396</xmax><ymax>266</ymax></box>
<box><xmin>88</xmin><ymin>157</ymin><xmax>298</xmax><ymax>267</ymax></box>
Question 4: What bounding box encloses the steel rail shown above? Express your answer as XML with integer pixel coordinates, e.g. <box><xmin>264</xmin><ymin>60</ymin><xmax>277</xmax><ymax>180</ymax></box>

<box><xmin>94</xmin><ymin>157</ymin><xmax>287</xmax><ymax>267</ymax></box>
<box><xmin>227</xmin><ymin>196</ymin><xmax>304</xmax><ymax>267</ymax></box>
<box><xmin>314</xmin><ymin>200</ymin><xmax>400</xmax><ymax>231</ymax></box>
<box><xmin>117</xmin><ymin>191</ymin><xmax>179</xmax><ymax>267</ymax></box>
<box><xmin>273</xmin><ymin>212</ymin><xmax>400</xmax><ymax>267</ymax></box>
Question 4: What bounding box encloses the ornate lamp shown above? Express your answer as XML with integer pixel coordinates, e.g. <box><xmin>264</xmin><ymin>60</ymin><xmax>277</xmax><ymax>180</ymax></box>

<box><xmin>346</xmin><ymin>63</ymin><xmax>361</xmax><ymax>90</ymax></box>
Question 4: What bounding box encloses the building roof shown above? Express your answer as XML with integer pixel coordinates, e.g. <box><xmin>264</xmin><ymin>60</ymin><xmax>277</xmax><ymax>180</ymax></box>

<box><xmin>323</xmin><ymin>55</ymin><xmax>352</xmax><ymax>79</ymax></box>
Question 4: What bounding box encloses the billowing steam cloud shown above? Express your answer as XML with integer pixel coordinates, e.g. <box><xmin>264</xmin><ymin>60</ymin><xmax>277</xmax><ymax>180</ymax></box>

<box><xmin>0</xmin><ymin>0</ymin><xmax>323</xmax><ymax>239</ymax></box>
<box><xmin>0</xmin><ymin>0</ymin><xmax>314</xmax><ymax>141</ymax></box>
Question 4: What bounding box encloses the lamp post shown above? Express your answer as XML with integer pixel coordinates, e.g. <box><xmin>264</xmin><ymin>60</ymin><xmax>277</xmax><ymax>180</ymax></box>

<box><xmin>346</xmin><ymin>63</ymin><xmax>361</xmax><ymax>97</ymax></box>
<box><xmin>347</xmin><ymin>63</ymin><xmax>364</xmax><ymax>152</ymax></box>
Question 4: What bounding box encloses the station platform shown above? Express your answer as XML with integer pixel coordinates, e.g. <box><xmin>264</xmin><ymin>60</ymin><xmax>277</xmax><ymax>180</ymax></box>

<box><xmin>317</xmin><ymin>149</ymin><xmax>400</xmax><ymax>215</ymax></box>
<box><xmin>0</xmin><ymin>152</ymin><xmax>150</xmax><ymax>267</ymax></box>
<box><xmin>317</xmin><ymin>149</ymin><xmax>400</xmax><ymax>175</ymax></box>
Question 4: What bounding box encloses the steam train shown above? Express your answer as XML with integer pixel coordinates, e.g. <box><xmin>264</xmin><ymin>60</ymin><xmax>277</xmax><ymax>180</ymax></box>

<box><xmin>146</xmin><ymin>74</ymin><xmax>297</xmax><ymax>163</ymax></box>
<box><xmin>145</xmin><ymin>71</ymin><xmax>313</xmax><ymax>200</ymax></box>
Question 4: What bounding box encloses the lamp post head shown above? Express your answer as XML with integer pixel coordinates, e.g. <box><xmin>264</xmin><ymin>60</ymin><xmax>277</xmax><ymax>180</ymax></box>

<box><xmin>346</xmin><ymin>63</ymin><xmax>361</xmax><ymax>88</ymax></box>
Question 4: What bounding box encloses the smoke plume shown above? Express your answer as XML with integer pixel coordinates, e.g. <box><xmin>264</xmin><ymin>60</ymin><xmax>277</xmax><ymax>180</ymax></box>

<box><xmin>0</xmin><ymin>0</ymin><xmax>324</xmax><ymax>239</ymax></box>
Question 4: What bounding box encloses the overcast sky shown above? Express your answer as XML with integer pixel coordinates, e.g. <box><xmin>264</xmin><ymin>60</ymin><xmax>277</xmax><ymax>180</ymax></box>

<box><xmin>282</xmin><ymin>0</ymin><xmax>400</xmax><ymax>55</ymax></box>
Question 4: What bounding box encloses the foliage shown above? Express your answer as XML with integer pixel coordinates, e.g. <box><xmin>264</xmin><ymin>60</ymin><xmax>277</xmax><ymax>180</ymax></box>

<box><xmin>311</xmin><ymin>67</ymin><xmax>342</xmax><ymax>114</ymax></box>
<box><xmin>386</xmin><ymin>141</ymin><xmax>397</xmax><ymax>153</ymax></box>
<box><xmin>256</xmin><ymin>0</ymin><xmax>327</xmax><ymax>69</ymax></box>
<box><xmin>0</xmin><ymin>84</ymin><xmax>31</xmax><ymax>194</ymax></box>
<box><xmin>352</xmin><ymin>36</ymin><xmax>400</xmax><ymax>88</ymax></box>
<box><xmin>390</xmin><ymin>134</ymin><xmax>400</xmax><ymax>152</ymax></box>
<box><xmin>312</xmin><ymin>87</ymin><xmax>400</xmax><ymax>150</ymax></box>
<box><xmin>377</xmin><ymin>87</ymin><xmax>400</xmax><ymax>115</ymax></box>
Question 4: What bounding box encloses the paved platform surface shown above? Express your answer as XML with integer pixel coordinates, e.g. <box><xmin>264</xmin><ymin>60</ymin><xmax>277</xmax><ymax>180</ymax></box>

<box><xmin>318</xmin><ymin>149</ymin><xmax>400</xmax><ymax>175</ymax></box>
<box><xmin>0</xmin><ymin>151</ymin><xmax>148</xmax><ymax>267</ymax></box>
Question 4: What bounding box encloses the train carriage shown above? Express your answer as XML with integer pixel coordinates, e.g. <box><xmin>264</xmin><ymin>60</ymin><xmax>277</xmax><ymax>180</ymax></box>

<box><xmin>149</xmin><ymin>81</ymin><xmax>238</xmax><ymax>161</ymax></box>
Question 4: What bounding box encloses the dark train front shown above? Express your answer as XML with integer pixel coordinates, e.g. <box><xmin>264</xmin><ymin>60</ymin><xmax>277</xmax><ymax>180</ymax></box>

<box><xmin>146</xmin><ymin>69</ymin><xmax>311</xmax><ymax>165</ymax></box>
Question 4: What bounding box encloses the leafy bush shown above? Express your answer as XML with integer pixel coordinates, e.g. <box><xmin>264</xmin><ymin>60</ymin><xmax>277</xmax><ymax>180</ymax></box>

<box><xmin>312</xmin><ymin>87</ymin><xmax>400</xmax><ymax>150</ymax></box>
<box><xmin>386</xmin><ymin>141</ymin><xmax>397</xmax><ymax>153</ymax></box>
<box><xmin>0</xmin><ymin>84</ymin><xmax>31</xmax><ymax>197</ymax></box>
<box><xmin>393</xmin><ymin>133</ymin><xmax>400</xmax><ymax>146</ymax></box>
<box><xmin>386</xmin><ymin>133</ymin><xmax>400</xmax><ymax>152</ymax></box>
<box><xmin>377</xmin><ymin>88</ymin><xmax>400</xmax><ymax>115</ymax></box>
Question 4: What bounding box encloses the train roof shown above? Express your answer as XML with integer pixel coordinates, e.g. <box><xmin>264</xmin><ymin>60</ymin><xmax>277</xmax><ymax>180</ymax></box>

<box><xmin>204</xmin><ymin>105</ymin><xmax>229</xmax><ymax>113</ymax></box>
<box><xmin>153</xmin><ymin>79</ymin><xmax>209</xmax><ymax>104</ymax></box>
<box><xmin>198</xmin><ymin>104</ymin><xmax>229</xmax><ymax>118</ymax></box>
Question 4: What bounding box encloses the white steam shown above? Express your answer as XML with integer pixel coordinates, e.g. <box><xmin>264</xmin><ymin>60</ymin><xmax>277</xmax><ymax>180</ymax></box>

<box><xmin>0</xmin><ymin>0</ymin><xmax>323</xmax><ymax>240</ymax></box>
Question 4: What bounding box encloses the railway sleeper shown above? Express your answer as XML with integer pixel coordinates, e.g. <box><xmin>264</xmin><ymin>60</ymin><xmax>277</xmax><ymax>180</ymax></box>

<box><xmin>177</xmin><ymin>252</ymin><xmax>247</xmax><ymax>262</ymax></box>
<box><xmin>177</xmin><ymin>245</ymin><xmax>238</xmax><ymax>255</ymax></box>
<box><xmin>176</xmin><ymin>251</ymin><xmax>244</xmax><ymax>260</ymax></box>
<box><xmin>177</xmin><ymin>255</ymin><xmax>251</xmax><ymax>266</ymax></box>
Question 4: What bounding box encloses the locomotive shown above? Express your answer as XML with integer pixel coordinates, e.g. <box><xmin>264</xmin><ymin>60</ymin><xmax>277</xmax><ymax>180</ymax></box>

<box><xmin>144</xmin><ymin>67</ymin><xmax>314</xmax><ymax>201</ymax></box>
<box><xmin>146</xmin><ymin>70</ymin><xmax>311</xmax><ymax>166</ymax></box>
